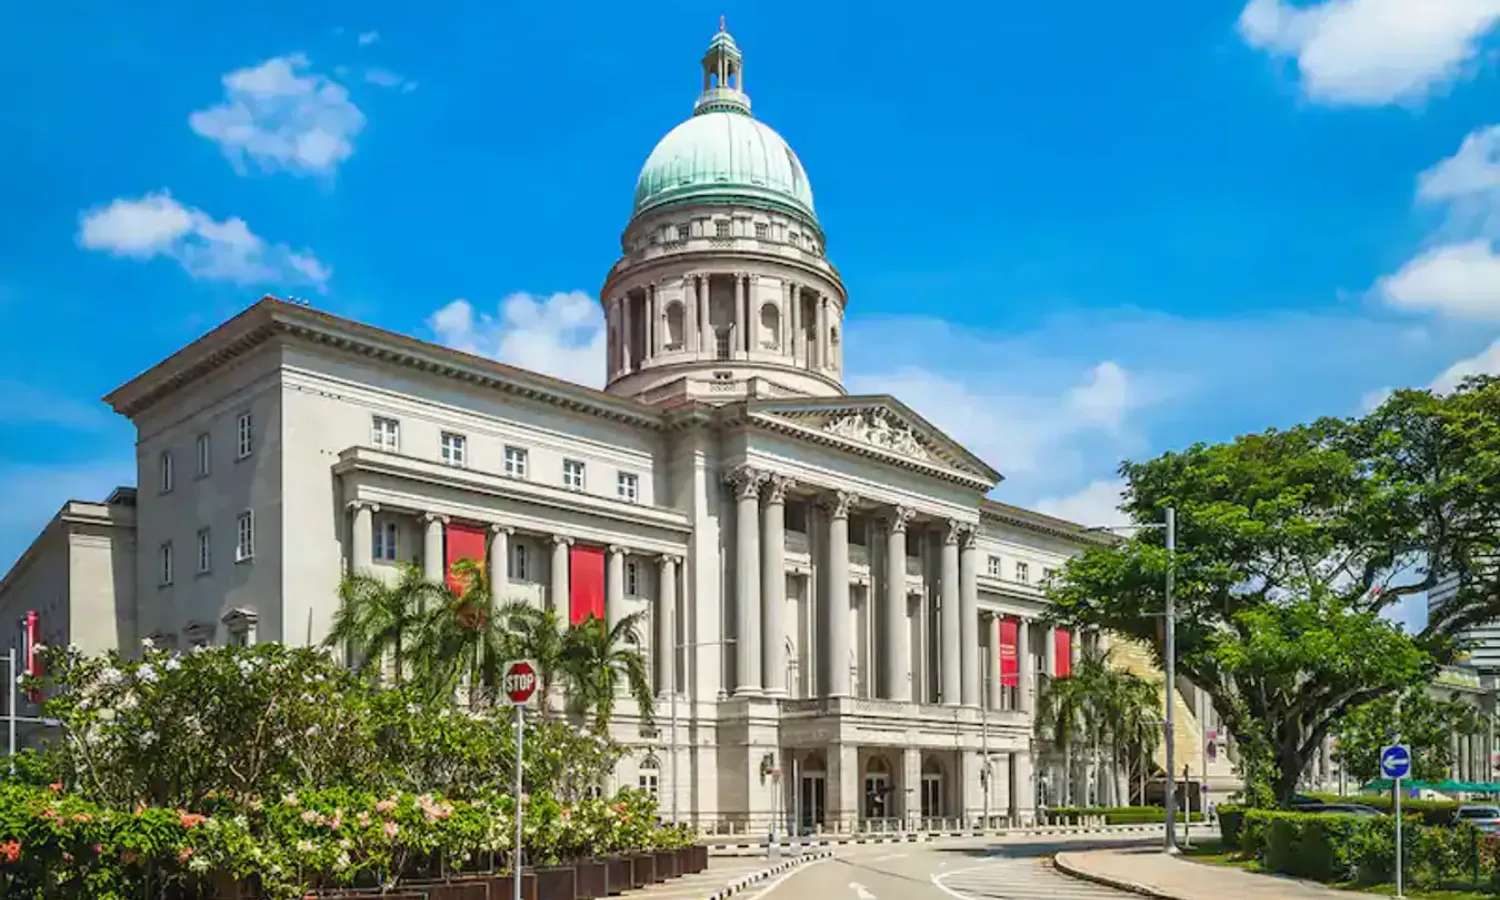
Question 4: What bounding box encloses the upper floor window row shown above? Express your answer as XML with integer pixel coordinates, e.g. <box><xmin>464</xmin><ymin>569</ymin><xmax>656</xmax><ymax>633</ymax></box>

<box><xmin>441</xmin><ymin>432</ymin><xmax>467</xmax><ymax>467</ymax></box>
<box><xmin>237</xmin><ymin>412</ymin><xmax>254</xmax><ymax>459</ymax></box>
<box><xmin>372</xmin><ymin>415</ymin><xmax>400</xmax><ymax>452</ymax></box>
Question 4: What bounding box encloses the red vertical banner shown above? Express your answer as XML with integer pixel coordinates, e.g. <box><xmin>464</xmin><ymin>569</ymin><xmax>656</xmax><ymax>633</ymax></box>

<box><xmin>1054</xmin><ymin>628</ymin><xmax>1072</xmax><ymax>678</ymax></box>
<box><xmin>23</xmin><ymin>609</ymin><xmax>41</xmax><ymax>700</ymax></box>
<box><xmin>444</xmin><ymin>522</ymin><xmax>488</xmax><ymax>593</ymax></box>
<box><xmin>999</xmin><ymin>617</ymin><xmax>1019</xmax><ymax>687</ymax></box>
<box><xmin>569</xmin><ymin>544</ymin><xmax>606</xmax><ymax>624</ymax></box>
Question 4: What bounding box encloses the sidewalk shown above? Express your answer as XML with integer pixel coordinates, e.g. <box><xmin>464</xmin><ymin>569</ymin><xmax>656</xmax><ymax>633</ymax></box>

<box><xmin>626</xmin><ymin>849</ymin><xmax>831</xmax><ymax>900</ymax></box>
<box><xmin>1054</xmin><ymin>847</ymin><xmax>1385</xmax><ymax>899</ymax></box>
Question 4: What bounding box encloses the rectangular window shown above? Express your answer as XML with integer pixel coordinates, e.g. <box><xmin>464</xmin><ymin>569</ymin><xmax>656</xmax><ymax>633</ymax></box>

<box><xmin>987</xmin><ymin>555</ymin><xmax>1002</xmax><ymax>577</ymax></box>
<box><xmin>512</xmin><ymin>543</ymin><xmax>528</xmax><ymax>581</ymax></box>
<box><xmin>236</xmin><ymin>412</ymin><xmax>253</xmax><ymax>458</ymax></box>
<box><xmin>638</xmin><ymin>773</ymin><xmax>659</xmax><ymax>798</ymax></box>
<box><xmin>676</xmin><ymin>224</ymin><xmax>689</xmax><ymax>242</ymax></box>
<box><xmin>504</xmin><ymin>445</ymin><xmax>529</xmax><ymax>478</ymax></box>
<box><xmin>715</xmin><ymin>220</ymin><xmax>730</xmax><ymax>238</ymax></box>
<box><xmin>371</xmin><ymin>415</ymin><xmax>400</xmax><ymax>451</ymax></box>
<box><xmin>373</xmin><ymin>519</ymin><xmax>398</xmax><ymax>562</ymax></box>
<box><xmin>160</xmin><ymin>542</ymin><xmax>174</xmax><ymax>586</ymax></box>
<box><xmin>625</xmin><ymin>560</ymin><xmax>639</xmax><ymax>596</ymax></box>
<box><xmin>196</xmin><ymin>528</ymin><xmax>211</xmax><ymax>574</ymax></box>
<box><xmin>236</xmin><ymin>511</ymin><xmax>255</xmax><ymax>562</ymax></box>
<box><xmin>617</xmin><ymin>471</ymin><xmax>639</xmax><ymax>502</ymax></box>
<box><xmin>160</xmin><ymin>451</ymin><xmax>174</xmax><ymax>493</ymax></box>
<box><xmin>1015</xmin><ymin>561</ymin><xmax>1030</xmax><ymax>583</ymax></box>
<box><xmin>754</xmin><ymin>222</ymin><xmax>768</xmax><ymax>239</ymax></box>
<box><xmin>1042</xmin><ymin>567</ymin><xmax>1057</xmax><ymax>584</ymax></box>
<box><xmin>441</xmin><ymin>432</ymin><xmax>467</xmax><ymax>467</ymax></box>
<box><xmin>563</xmin><ymin>458</ymin><xmax>586</xmax><ymax>491</ymax></box>
<box><xmin>195</xmin><ymin>432</ymin><xmax>211</xmax><ymax>476</ymax></box>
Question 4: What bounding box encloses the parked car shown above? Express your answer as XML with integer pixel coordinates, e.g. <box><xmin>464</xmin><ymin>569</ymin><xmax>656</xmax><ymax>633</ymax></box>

<box><xmin>1294</xmin><ymin>802</ymin><xmax>1384</xmax><ymax>816</ymax></box>
<box><xmin>1454</xmin><ymin>805</ymin><xmax>1500</xmax><ymax>832</ymax></box>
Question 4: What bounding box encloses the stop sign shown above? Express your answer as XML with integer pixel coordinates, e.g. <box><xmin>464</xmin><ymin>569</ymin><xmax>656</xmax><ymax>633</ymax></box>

<box><xmin>502</xmin><ymin>659</ymin><xmax>539</xmax><ymax>707</ymax></box>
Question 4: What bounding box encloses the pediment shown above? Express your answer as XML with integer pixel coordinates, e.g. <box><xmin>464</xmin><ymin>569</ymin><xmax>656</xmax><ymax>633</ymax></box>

<box><xmin>744</xmin><ymin>395</ymin><xmax>1001</xmax><ymax>487</ymax></box>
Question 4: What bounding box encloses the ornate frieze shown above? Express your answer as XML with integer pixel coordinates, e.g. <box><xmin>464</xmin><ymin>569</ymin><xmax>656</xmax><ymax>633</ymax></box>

<box><xmin>822</xmin><ymin>409</ymin><xmax>932</xmax><ymax>461</ymax></box>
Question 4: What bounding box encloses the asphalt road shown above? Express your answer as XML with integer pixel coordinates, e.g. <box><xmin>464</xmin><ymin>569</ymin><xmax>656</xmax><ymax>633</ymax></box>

<box><xmin>744</xmin><ymin>834</ymin><xmax>1156</xmax><ymax>900</ymax></box>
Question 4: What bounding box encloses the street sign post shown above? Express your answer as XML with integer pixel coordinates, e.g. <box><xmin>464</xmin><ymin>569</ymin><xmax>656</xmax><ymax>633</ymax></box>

<box><xmin>503</xmin><ymin>660</ymin><xmax>539</xmax><ymax>900</ymax></box>
<box><xmin>1380</xmin><ymin>744</ymin><xmax>1412</xmax><ymax>899</ymax></box>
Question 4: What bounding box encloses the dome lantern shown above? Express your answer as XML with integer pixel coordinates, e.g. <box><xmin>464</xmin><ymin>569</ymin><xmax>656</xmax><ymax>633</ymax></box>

<box><xmin>696</xmin><ymin>17</ymin><xmax>750</xmax><ymax>116</ymax></box>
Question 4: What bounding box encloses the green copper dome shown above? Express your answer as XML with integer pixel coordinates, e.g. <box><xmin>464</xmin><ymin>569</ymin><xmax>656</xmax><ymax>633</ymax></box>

<box><xmin>631</xmin><ymin>23</ymin><xmax>817</xmax><ymax>224</ymax></box>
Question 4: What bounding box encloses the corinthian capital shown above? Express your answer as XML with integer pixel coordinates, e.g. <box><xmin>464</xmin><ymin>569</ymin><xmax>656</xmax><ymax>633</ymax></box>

<box><xmin>886</xmin><ymin>505</ymin><xmax>915</xmax><ymax>534</ymax></box>
<box><xmin>725</xmin><ymin>465</ymin><xmax>765</xmax><ymax>500</ymax></box>
<box><xmin>943</xmin><ymin>518</ymin><xmax>973</xmax><ymax>545</ymax></box>
<box><xmin>763</xmin><ymin>473</ymin><xmax>795</xmax><ymax>504</ymax></box>
<box><xmin>821</xmin><ymin>489</ymin><xmax>859</xmax><ymax>520</ymax></box>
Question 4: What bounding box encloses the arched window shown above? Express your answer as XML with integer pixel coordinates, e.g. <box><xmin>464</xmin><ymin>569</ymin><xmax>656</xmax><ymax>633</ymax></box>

<box><xmin>664</xmin><ymin>302</ymin><xmax>685</xmax><ymax>350</ymax></box>
<box><xmin>759</xmin><ymin>302</ymin><xmax>780</xmax><ymax>350</ymax></box>
<box><xmin>638</xmin><ymin>754</ymin><xmax>660</xmax><ymax>798</ymax></box>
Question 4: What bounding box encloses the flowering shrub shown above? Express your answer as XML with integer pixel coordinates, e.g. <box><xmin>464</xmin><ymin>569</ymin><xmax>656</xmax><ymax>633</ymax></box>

<box><xmin>0</xmin><ymin>643</ymin><xmax>685</xmax><ymax>899</ymax></box>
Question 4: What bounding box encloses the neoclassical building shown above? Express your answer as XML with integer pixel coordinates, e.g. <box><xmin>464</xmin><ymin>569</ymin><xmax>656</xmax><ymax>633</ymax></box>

<box><xmin>0</xmin><ymin>24</ymin><xmax>1123</xmax><ymax>831</ymax></box>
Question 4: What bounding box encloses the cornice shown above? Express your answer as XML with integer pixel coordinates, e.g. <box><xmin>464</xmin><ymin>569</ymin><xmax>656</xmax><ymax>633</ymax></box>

<box><xmin>103</xmin><ymin>298</ymin><xmax>668</xmax><ymax>431</ymax></box>
<box><xmin>978</xmin><ymin>499</ymin><xmax>1117</xmax><ymax>547</ymax></box>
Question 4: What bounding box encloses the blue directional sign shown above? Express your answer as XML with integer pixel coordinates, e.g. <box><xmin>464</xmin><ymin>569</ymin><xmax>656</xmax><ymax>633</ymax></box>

<box><xmin>1380</xmin><ymin>744</ymin><xmax>1412</xmax><ymax>780</ymax></box>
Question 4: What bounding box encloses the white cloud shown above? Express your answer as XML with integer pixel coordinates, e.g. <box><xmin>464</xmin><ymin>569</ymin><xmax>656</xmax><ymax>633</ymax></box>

<box><xmin>357</xmin><ymin>30</ymin><xmax>380</xmax><ymax>46</ymax></box>
<box><xmin>1430</xmin><ymin>337</ymin><xmax>1500</xmax><ymax>392</ymax></box>
<box><xmin>1379</xmin><ymin>240</ymin><xmax>1500</xmax><ymax>319</ymax></box>
<box><xmin>427</xmin><ymin>291</ymin><xmax>606</xmax><ymax>388</ymax></box>
<box><xmin>1238</xmin><ymin>0</ymin><xmax>1500</xmax><ymax>105</ymax></box>
<box><xmin>1359</xmin><ymin>385</ymin><xmax>1393</xmax><ymax>412</ymax></box>
<box><xmin>1419</xmin><ymin>124</ymin><xmax>1500</xmax><ymax>202</ymax></box>
<box><xmin>364</xmin><ymin>67</ymin><xmax>418</xmax><ymax>93</ymax></box>
<box><xmin>1034</xmin><ymin>478</ymin><xmax>1127</xmax><ymax>529</ymax></box>
<box><xmin>78</xmin><ymin>191</ymin><xmax>330</xmax><ymax>289</ymax></box>
<box><xmin>189</xmin><ymin>54</ymin><xmax>366</xmax><ymax>177</ymax></box>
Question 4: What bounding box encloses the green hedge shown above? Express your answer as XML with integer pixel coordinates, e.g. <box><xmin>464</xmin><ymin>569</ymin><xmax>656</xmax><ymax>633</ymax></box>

<box><xmin>1238</xmin><ymin>808</ymin><xmax>1487</xmax><ymax>890</ymax></box>
<box><xmin>1043</xmin><ymin>805</ymin><xmax>1204</xmax><ymax>825</ymax></box>
<box><xmin>1217</xmin><ymin>803</ymin><xmax>1244</xmax><ymax>848</ymax></box>
<box><xmin>1299</xmin><ymin>792</ymin><xmax>1458</xmax><ymax>826</ymax></box>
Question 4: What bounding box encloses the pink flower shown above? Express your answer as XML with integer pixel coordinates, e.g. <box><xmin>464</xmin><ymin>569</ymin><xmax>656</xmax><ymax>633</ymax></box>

<box><xmin>177</xmin><ymin>846</ymin><xmax>194</xmax><ymax>863</ymax></box>
<box><xmin>0</xmin><ymin>840</ymin><xmax>20</xmax><ymax>865</ymax></box>
<box><xmin>178</xmin><ymin>811</ymin><xmax>206</xmax><ymax>829</ymax></box>
<box><xmin>375</xmin><ymin>799</ymin><xmax>396</xmax><ymax>814</ymax></box>
<box><xmin>383</xmin><ymin>821</ymin><xmax>399</xmax><ymax>840</ymax></box>
<box><xmin>47</xmin><ymin>782</ymin><xmax>63</xmax><ymax>794</ymax></box>
<box><xmin>300</xmin><ymin>810</ymin><xmax>322</xmax><ymax>825</ymax></box>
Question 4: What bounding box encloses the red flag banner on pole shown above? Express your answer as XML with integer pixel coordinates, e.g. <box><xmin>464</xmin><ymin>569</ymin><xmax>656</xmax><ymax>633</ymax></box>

<box><xmin>1054</xmin><ymin>628</ymin><xmax>1072</xmax><ymax>678</ymax></box>
<box><xmin>999</xmin><ymin>618</ymin><xmax>1019</xmax><ymax>687</ymax></box>
<box><xmin>569</xmin><ymin>544</ymin><xmax>605</xmax><ymax>624</ymax></box>
<box><xmin>443</xmin><ymin>522</ymin><xmax>488</xmax><ymax>593</ymax></box>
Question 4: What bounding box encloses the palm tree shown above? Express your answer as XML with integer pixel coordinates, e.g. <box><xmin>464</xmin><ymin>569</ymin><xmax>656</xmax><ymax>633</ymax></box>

<box><xmin>410</xmin><ymin>558</ymin><xmax>510</xmax><ymax>708</ymax></box>
<box><xmin>1035</xmin><ymin>643</ymin><xmax>1161</xmax><ymax>807</ymax></box>
<box><xmin>559</xmin><ymin>612</ymin><xmax>654</xmax><ymax>732</ymax></box>
<box><xmin>496</xmin><ymin>602</ymin><xmax>569</xmax><ymax>715</ymax></box>
<box><xmin>325</xmin><ymin>563</ymin><xmax>445</xmax><ymax>685</ymax></box>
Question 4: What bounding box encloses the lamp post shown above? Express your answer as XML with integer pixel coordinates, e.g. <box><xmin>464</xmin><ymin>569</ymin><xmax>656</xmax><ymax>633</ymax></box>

<box><xmin>1086</xmin><ymin>505</ymin><xmax>1177</xmax><ymax>852</ymax></box>
<box><xmin>668</xmin><ymin>638</ymin><xmax>736</xmax><ymax>827</ymax></box>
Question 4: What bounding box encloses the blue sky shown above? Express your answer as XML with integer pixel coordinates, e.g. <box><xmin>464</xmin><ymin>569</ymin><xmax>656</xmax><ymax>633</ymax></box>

<box><xmin>4</xmin><ymin>2</ymin><xmax>1500</xmax><ymax>628</ymax></box>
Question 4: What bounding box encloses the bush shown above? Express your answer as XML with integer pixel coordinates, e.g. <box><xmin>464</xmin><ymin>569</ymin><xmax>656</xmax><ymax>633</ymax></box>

<box><xmin>1241</xmin><ymin>808</ymin><xmax>1485</xmax><ymax>889</ymax></box>
<box><xmin>1217</xmin><ymin>803</ymin><xmax>1244</xmax><ymax>847</ymax></box>
<box><xmin>1301</xmin><ymin>792</ymin><xmax>1458</xmax><ymax>826</ymax></box>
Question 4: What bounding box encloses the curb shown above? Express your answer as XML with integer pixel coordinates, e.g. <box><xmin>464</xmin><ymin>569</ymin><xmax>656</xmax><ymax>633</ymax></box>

<box><xmin>707</xmin><ymin>823</ymin><xmax>1170</xmax><ymax>854</ymax></box>
<box><xmin>1051</xmin><ymin>852</ymin><xmax>1176</xmax><ymax>900</ymax></box>
<box><xmin>704</xmin><ymin>849</ymin><xmax>832</xmax><ymax>899</ymax></box>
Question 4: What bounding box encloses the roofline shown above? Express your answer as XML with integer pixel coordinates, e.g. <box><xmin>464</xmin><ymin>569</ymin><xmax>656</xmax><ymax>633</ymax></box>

<box><xmin>980</xmin><ymin>498</ymin><xmax>1118</xmax><ymax>546</ymax></box>
<box><xmin>0</xmin><ymin>494</ymin><xmax>137</xmax><ymax>598</ymax></box>
<box><xmin>103</xmin><ymin>297</ymin><xmax>667</xmax><ymax>429</ymax></box>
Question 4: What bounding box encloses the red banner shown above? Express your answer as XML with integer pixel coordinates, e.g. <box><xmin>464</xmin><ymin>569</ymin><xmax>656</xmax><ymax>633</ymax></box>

<box><xmin>999</xmin><ymin>618</ymin><xmax>1019</xmax><ymax>687</ymax></box>
<box><xmin>1054</xmin><ymin>628</ymin><xmax>1072</xmax><ymax>679</ymax></box>
<box><xmin>444</xmin><ymin>522</ymin><xmax>488</xmax><ymax>593</ymax></box>
<box><xmin>569</xmin><ymin>544</ymin><xmax>605</xmax><ymax>624</ymax></box>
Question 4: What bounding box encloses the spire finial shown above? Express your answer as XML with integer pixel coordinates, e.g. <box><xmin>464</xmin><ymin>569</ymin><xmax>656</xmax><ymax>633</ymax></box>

<box><xmin>719</xmin><ymin>14</ymin><xmax>726</xmax><ymax>32</ymax></box>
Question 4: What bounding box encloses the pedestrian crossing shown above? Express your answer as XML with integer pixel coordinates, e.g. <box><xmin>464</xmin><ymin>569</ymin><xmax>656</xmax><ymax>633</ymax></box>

<box><xmin>933</xmin><ymin>855</ymin><xmax>1135</xmax><ymax>899</ymax></box>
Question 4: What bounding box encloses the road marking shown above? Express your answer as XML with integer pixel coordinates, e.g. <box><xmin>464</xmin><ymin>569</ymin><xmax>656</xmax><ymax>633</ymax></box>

<box><xmin>744</xmin><ymin>857</ymin><xmax>831</xmax><ymax>899</ymax></box>
<box><xmin>849</xmin><ymin>880</ymin><xmax>877</xmax><ymax>899</ymax></box>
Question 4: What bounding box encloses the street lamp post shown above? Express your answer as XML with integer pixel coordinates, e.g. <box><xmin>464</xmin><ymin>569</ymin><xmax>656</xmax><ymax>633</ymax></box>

<box><xmin>1086</xmin><ymin>505</ymin><xmax>1177</xmax><ymax>853</ymax></box>
<box><xmin>669</xmin><ymin>638</ymin><xmax>736</xmax><ymax>827</ymax></box>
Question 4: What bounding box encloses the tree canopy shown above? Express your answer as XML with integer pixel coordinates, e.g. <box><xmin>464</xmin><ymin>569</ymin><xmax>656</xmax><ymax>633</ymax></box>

<box><xmin>1048</xmin><ymin>377</ymin><xmax>1500</xmax><ymax>806</ymax></box>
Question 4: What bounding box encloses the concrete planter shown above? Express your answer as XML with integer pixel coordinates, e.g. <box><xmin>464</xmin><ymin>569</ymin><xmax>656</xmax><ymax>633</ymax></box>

<box><xmin>654</xmin><ymin>848</ymin><xmax>680</xmax><ymax>880</ymax></box>
<box><xmin>571</xmin><ymin>858</ymin><xmax>608</xmax><ymax>898</ymax></box>
<box><xmin>628</xmin><ymin>852</ymin><xmax>656</xmax><ymax>887</ymax></box>
<box><xmin>604</xmin><ymin>856</ymin><xmax>631</xmax><ymax>895</ymax></box>
<box><xmin>531</xmin><ymin>865</ymin><xmax>577</xmax><ymax>900</ymax></box>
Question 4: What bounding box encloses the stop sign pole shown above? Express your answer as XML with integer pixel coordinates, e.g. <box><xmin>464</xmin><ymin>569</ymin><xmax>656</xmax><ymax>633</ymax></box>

<box><xmin>503</xmin><ymin>660</ymin><xmax>539</xmax><ymax>900</ymax></box>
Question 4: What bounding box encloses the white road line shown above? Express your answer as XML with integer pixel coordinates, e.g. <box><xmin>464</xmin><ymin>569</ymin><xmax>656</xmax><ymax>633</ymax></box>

<box><xmin>743</xmin><ymin>857</ymin><xmax>832</xmax><ymax>900</ymax></box>
<box><xmin>849</xmin><ymin>880</ymin><xmax>877</xmax><ymax>899</ymax></box>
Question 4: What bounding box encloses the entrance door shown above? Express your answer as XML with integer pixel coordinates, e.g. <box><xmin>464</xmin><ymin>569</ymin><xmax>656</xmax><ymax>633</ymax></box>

<box><xmin>863</xmin><ymin>774</ymin><xmax>890</xmax><ymax>820</ymax></box>
<box><xmin>920</xmin><ymin>773</ymin><xmax>942</xmax><ymax>818</ymax></box>
<box><xmin>799</xmin><ymin>773</ymin><xmax>826</xmax><ymax>833</ymax></box>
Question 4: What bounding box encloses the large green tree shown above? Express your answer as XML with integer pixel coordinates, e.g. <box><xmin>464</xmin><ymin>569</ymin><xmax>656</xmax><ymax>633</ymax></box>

<box><xmin>1048</xmin><ymin>377</ymin><xmax>1500</xmax><ymax>806</ymax></box>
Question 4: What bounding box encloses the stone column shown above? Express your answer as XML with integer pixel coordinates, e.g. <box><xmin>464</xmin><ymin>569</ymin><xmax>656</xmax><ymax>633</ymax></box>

<box><xmin>747</xmin><ymin>275</ymin><xmax>760</xmax><ymax>353</ymax></box>
<box><xmin>883</xmin><ymin>506</ymin><xmax>914</xmax><ymax>700</ymax></box>
<box><xmin>824</xmin><ymin>490</ymin><xmax>856</xmax><ymax>697</ymax></box>
<box><xmin>1017</xmin><ymin>617</ymin><xmax>1033</xmax><ymax>714</ymax></box>
<box><xmin>488</xmin><ymin>524</ymin><xmax>511</xmax><ymax>598</ymax></box>
<box><xmin>422</xmin><ymin>513</ymin><xmax>446</xmax><ymax>582</ymax></box>
<box><xmin>646</xmin><ymin>284</ymin><xmax>657</xmax><ymax>358</ymax></box>
<box><xmin>761</xmin><ymin>474</ymin><xmax>791</xmax><ymax>695</ymax></box>
<box><xmin>606</xmin><ymin>545</ymin><xmax>626</xmax><ymax>631</ymax></box>
<box><xmin>778</xmin><ymin>280</ymin><xmax>790</xmax><ymax>356</ymax></box>
<box><xmin>620</xmin><ymin>295</ymin><xmax>633</xmax><ymax>372</ymax></box>
<box><xmin>350</xmin><ymin>501</ymin><xmax>374</xmax><ymax>574</ymax></box>
<box><xmin>1045</xmin><ymin>625</ymin><xmax>1058</xmax><ymax>678</ymax></box>
<box><xmin>940</xmin><ymin>520</ymin><xmax>961</xmax><ymax>706</ymax></box>
<box><xmin>549</xmin><ymin>535</ymin><xmax>572</xmax><ymax>623</ymax></box>
<box><xmin>686</xmin><ymin>275</ymin><xmax>700</xmax><ymax>354</ymax></box>
<box><xmin>698</xmin><ymin>275</ymin><xmax>710</xmax><ymax>355</ymax></box>
<box><xmin>960</xmin><ymin>527</ymin><xmax>980</xmax><ymax>707</ymax></box>
<box><xmin>788</xmin><ymin>282</ymin><xmax>800</xmax><ymax>362</ymax></box>
<box><xmin>902</xmin><ymin>746</ymin><xmax>921</xmax><ymax>828</ymax></box>
<box><xmin>728</xmin><ymin>466</ymin><xmax>763</xmax><ymax>695</ymax></box>
<box><xmin>657</xmin><ymin>555</ymin><xmax>677</xmax><ymax>695</ymax></box>
<box><xmin>987</xmin><ymin>614</ymin><xmax>1002</xmax><ymax>711</ymax></box>
<box><xmin>814</xmin><ymin>293</ymin><xmax>827</xmax><ymax>369</ymax></box>
<box><xmin>733</xmin><ymin>273</ymin><xmax>746</xmax><ymax>356</ymax></box>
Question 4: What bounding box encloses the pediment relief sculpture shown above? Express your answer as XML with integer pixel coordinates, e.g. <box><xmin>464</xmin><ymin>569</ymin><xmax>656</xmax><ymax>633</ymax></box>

<box><xmin>822</xmin><ymin>409</ymin><xmax>933</xmax><ymax>462</ymax></box>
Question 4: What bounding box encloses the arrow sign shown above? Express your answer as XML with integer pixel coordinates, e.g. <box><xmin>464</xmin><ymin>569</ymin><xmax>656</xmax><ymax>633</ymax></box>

<box><xmin>502</xmin><ymin>658</ymin><xmax>539</xmax><ymax>707</ymax></box>
<box><xmin>1380</xmin><ymin>744</ymin><xmax>1412</xmax><ymax>780</ymax></box>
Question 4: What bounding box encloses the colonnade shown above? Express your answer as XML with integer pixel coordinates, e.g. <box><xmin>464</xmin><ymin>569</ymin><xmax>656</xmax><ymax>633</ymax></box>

<box><xmin>608</xmin><ymin>272</ymin><xmax>841</xmax><ymax>378</ymax></box>
<box><xmin>347</xmin><ymin>500</ymin><xmax>681</xmax><ymax>695</ymax></box>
